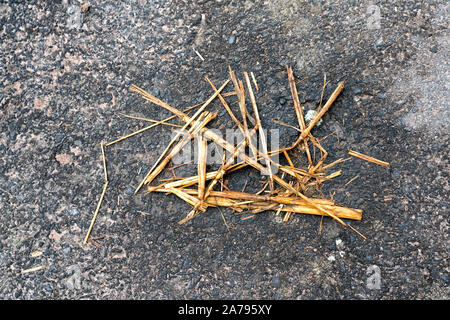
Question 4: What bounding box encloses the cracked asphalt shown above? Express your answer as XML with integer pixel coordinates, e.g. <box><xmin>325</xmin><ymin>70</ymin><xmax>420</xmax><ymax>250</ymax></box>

<box><xmin>0</xmin><ymin>0</ymin><xmax>448</xmax><ymax>299</ymax></box>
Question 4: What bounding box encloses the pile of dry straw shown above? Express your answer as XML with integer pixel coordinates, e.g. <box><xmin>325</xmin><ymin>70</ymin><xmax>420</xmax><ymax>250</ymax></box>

<box><xmin>84</xmin><ymin>66</ymin><xmax>390</xmax><ymax>244</ymax></box>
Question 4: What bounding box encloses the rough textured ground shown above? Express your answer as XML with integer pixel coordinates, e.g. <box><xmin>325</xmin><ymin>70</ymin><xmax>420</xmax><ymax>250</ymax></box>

<box><xmin>0</xmin><ymin>0</ymin><xmax>448</xmax><ymax>299</ymax></box>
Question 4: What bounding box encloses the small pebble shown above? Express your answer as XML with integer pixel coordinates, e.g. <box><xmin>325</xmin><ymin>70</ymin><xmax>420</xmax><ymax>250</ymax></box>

<box><xmin>272</xmin><ymin>277</ymin><xmax>280</xmax><ymax>288</ymax></box>
<box><xmin>429</xmin><ymin>45</ymin><xmax>438</xmax><ymax>53</ymax></box>
<box><xmin>305</xmin><ymin>109</ymin><xmax>322</xmax><ymax>126</ymax></box>
<box><xmin>191</xmin><ymin>14</ymin><xmax>202</xmax><ymax>26</ymax></box>
<box><xmin>14</xmin><ymin>290</ymin><xmax>22</xmax><ymax>298</ymax></box>
<box><xmin>351</xmin><ymin>87</ymin><xmax>362</xmax><ymax>94</ymax></box>
<box><xmin>43</xmin><ymin>284</ymin><xmax>52</xmax><ymax>293</ymax></box>
<box><xmin>124</xmin><ymin>186</ymin><xmax>134</xmax><ymax>196</ymax></box>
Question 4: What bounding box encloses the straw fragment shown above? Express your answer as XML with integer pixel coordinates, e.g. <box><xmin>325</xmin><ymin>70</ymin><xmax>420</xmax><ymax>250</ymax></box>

<box><xmin>348</xmin><ymin>150</ymin><xmax>390</xmax><ymax>167</ymax></box>
<box><xmin>84</xmin><ymin>180</ymin><xmax>109</xmax><ymax>244</ymax></box>
<box><xmin>21</xmin><ymin>265</ymin><xmax>45</xmax><ymax>274</ymax></box>
<box><xmin>244</xmin><ymin>71</ymin><xmax>274</xmax><ymax>191</ymax></box>
<box><xmin>197</xmin><ymin>133</ymin><xmax>208</xmax><ymax>200</ymax></box>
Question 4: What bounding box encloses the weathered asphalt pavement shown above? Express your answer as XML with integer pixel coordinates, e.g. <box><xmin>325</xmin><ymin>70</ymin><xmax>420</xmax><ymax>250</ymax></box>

<box><xmin>0</xmin><ymin>0</ymin><xmax>448</xmax><ymax>299</ymax></box>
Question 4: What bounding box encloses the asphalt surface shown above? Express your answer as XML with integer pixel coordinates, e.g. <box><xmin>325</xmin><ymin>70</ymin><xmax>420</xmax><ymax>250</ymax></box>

<box><xmin>0</xmin><ymin>0</ymin><xmax>448</xmax><ymax>299</ymax></box>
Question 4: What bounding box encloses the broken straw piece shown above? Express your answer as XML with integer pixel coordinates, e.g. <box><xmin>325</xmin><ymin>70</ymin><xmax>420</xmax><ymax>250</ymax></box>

<box><xmin>84</xmin><ymin>180</ymin><xmax>109</xmax><ymax>244</ymax></box>
<box><xmin>21</xmin><ymin>265</ymin><xmax>45</xmax><ymax>274</ymax></box>
<box><xmin>348</xmin><ymin>150</ymin><xmax>390</xmax><ymax>167</ymax></box>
